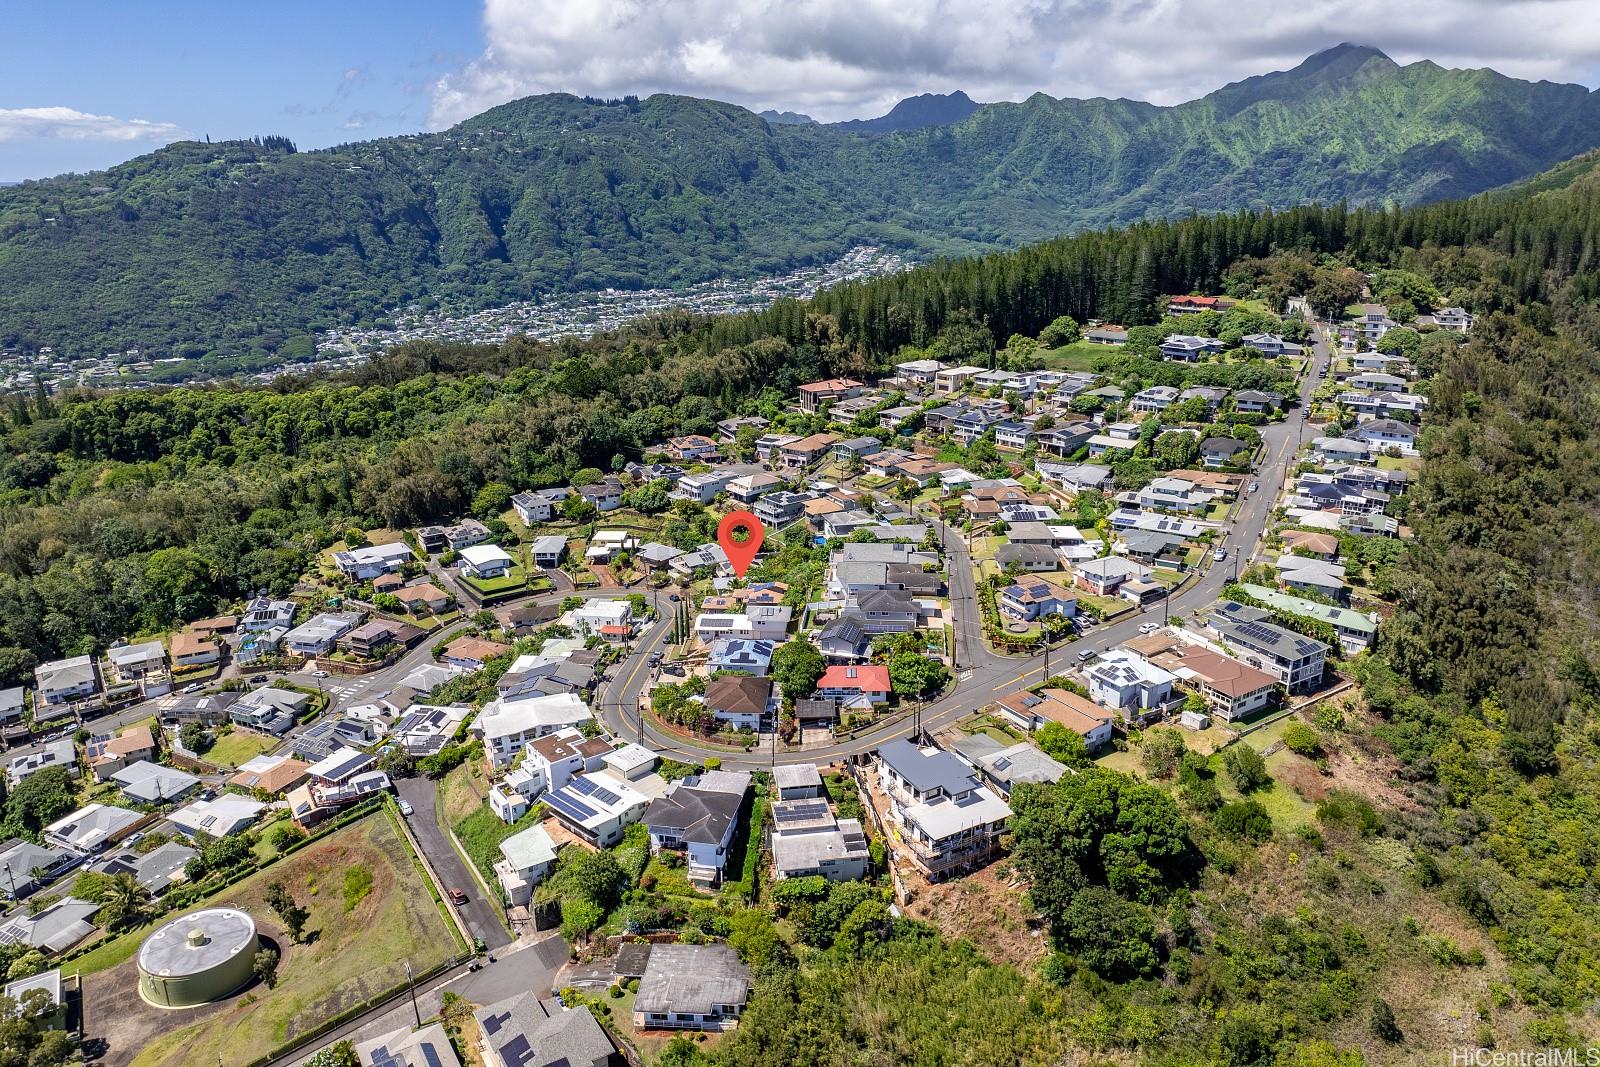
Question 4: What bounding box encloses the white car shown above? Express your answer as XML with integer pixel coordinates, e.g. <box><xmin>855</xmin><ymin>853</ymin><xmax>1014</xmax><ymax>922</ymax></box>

<box><xmin>1138</xmin><ymin>622</ymin><xmax>1159</xmax><ymax>635</ymax></box>
<box><xmin>311</xmin><ymin>669</ymin><xmax>329</xmax><ymax>678</ymax></box>
<box><xmin>397</xmin><ymin>799</ymin><xmax>414</xmax><ymax>817</ymax></box>
<box><xmin>1213</xmin><ymin>547</ymin><xmax>1227</xmax><ymax>562</ymax></box>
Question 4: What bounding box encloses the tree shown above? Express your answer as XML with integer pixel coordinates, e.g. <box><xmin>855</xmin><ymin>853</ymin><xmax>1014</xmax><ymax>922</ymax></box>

<box><xmin>141</xmin><ymin>546</ymin><xmax>218</xmax><ymax>625</ymax></box>
<box><xmin>1223</xmin><ymin>743</ymin><xmax>1270</xmax><ymax>792</ymax></box>
<box><xmin>179</xmin><ymin>722</ymin><xmax>213</xmax><ymax>756</ymax></box>
<box><xmin>253</xmin><ymin>947</ymin><xmax>280</xmax><ymax>989</ymax></box>
<box><xmin>2</xmin><ymin>767</ymin><xmax>76</xmax><ymax>838</ymax></box>
<box><xmin>1038</xmin><ymin>314</ymin><xmax>1081</xmax><ymax>348</ymax></box>
<box><xmin>1058</xmin><ymin>885</ymin><xmax>1161</xmax><ymax>979</ymax></box>
<box><xmin>1370</xmin><ymin>998</ymin><xmax>1403</xmax><ymax>1043</ymax></box>
<box><xmin>306</xmin><ymin>1043</ymin><xmax>360</xmax><ymax>1067</ymax></box>
<box><xmin>560</xmin><ymin>494</ymin><xmax>597</xmax><ymax>522</ymax></box>
<box><xmin>472</xmin><ymin>480</ymin><xmax>513</xmax><ymax>519</ymax></box>
<box><xmin>1035</xmin><ymin>722</ymin><xmax>1089</xmax><ymax>767</ymax></box>
<box><xmin>1281</xmin><ymin>722</ymin><xmax>1320</xmax><ymax>757</ymax></box>
<box><xmin>1213</xmin><ymin>799</ymin><xmax>1272</xmax><ymax>841</ymax></box>
<box><xmin>265</xmin><ymin>880</ymin><xmax>311</xmax><ymax>943</ymax></box>
<box><xmin>95</xmin><ymin>872</ymin><xmax>151</xmax><ymax>931</ymax></box>
<box><xmin>770</xmin><ymin>640</ymin><xmax>826</xmax><ymax>701</ymax></box>
<box><xmin>1139</xmin><ymin>728</ymin><xmax>1187</xmax><ymax>779</ymax></box>
<box><xmin>887</xmin><ymin>651</ymin><xmax>948</xmax><ymax>700</ymax></box>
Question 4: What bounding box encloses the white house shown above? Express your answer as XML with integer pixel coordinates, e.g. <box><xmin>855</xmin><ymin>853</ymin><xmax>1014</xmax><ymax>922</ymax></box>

<box><xmin>459</xmin><ymin>544</ymin><xmax>514</xmax><ymax>580</ymax></box>
<box><xmin>474</xmin><ymin>692</ymin><xmax>593</xmax><ymax>768</ymax></box>
<box><xmin>1085</xmin><ymin>649</ymin><xmax>1177</xmax><ymax>714</ymax></box>
<box><xmin>495</xmin><ymin>824</ymin><xmax>559</xmax><ymax>907</ymax></box>
<box><xmin>332</xmin><ymin>541</ymin><xmax>414</xmax><ymax>581</ymax></box>
<box><xmin>543</xmin><ymin>769</ymin><xmax>653</xmax><ymax>847</ymax></box>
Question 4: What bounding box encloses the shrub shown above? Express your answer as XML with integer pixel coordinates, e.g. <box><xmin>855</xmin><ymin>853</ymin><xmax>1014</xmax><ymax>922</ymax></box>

<box><xmin>1213</xmin><ymin>800</ymin><xmax>1273</xmax><ymax>842</ymax></box>
<box><xmin>1282</xmin><ymin>721</ymin><xmax>1320</xmax><ymax>756</ymax></box>
<box><xmin>1223</xmin><ymin>744</ymin><xmax>1270</xmax><ymax>792</ymax></box>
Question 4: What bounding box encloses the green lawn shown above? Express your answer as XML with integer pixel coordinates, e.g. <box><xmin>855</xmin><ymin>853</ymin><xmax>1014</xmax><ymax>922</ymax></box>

<box><xmin>202</xmin><ymin>728</ymin><xmax>278</xmax><ymax>769</ymax></box>
<box><xmin>1037</xmin><ymin>340</ymin><xmax>1106</xmax><ymax>372</ymax></box>
<box><xmin>94</xmin><ymin>814</ymin><xmax>462</xmax><ymax>1067</ymax></box>
<box><xmin>463</xmin><ymin>567</ymin><xmax>529</xmax><ymax>596</ymax></box>
<box><xmin>455</xmin><ymin>804</ymin><xmax>545</xmax><ymax>890</ymax></box>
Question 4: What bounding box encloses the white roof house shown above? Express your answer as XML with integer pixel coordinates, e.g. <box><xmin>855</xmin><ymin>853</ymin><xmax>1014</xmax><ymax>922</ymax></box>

<box><xmin>170</xmin><ymin>795</ymin><xmax>266</xmax><ymax>838</ymax></box>
<box><xmin>44</xmin><ymin>803</ymin><xmax>143</xmax><ymax>854</ymax></box>
<box><xmin>475</xmin><ymin>692</ymin><xmax>593</xmax><ymax>767</ymax></box>
<box><xmin>459</xmin><ymin>543</ymin><xmax>514</xmax><ymax>571</ymax></box>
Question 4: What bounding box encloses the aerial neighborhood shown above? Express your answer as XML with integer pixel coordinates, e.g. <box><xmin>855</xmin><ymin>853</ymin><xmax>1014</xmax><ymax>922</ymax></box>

<box><xmin>0</xmin><ymin>279</ymin><xmax>1437</xmax><ymax>1067</ymax></box>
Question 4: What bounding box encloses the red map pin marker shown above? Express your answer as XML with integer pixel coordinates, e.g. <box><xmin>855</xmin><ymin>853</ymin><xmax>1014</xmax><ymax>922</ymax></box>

<box><xmin>716</xmin><ymin>510</ymin><xmax>765</xmax><ymax>578</ymax></box>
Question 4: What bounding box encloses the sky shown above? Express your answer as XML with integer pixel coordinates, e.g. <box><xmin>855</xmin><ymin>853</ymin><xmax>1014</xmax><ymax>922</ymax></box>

<box><xmin>6</xmin><ymin>0</ymin><xmax>1600</xmax><ymax>182</ymax></box>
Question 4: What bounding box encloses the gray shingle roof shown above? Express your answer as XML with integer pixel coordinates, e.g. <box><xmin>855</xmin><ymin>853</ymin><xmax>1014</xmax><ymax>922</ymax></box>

<box><xmin>634</xmin><ymin>944</ymin><xmax>751</xmax><ymax>1017</ymax></box>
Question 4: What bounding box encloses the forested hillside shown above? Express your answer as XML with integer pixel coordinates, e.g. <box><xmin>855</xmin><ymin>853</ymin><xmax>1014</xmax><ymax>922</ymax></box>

<box><xmin>5</xmin><ymin>141</ymin><xmax>1600</xmax><ymax>1062</ymax></box>
<box><xmin>4</xmin><ymin>44</ymin><xmax>1600</xmax><ymax>364</ymax></box>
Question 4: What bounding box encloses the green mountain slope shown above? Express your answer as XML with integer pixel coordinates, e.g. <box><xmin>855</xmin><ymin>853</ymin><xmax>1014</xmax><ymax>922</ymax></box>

<box><xmin>3</xmin><ymin>43</ymin><xmax>1600</xmax><ymax>361</ymax></box>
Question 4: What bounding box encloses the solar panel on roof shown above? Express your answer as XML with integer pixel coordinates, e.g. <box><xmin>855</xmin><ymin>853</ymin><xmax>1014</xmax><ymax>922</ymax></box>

<box><xmin>546</xmin><ymin>789</ymin><xmax>598</xmax><ymax>823</ymax></box>
<box><xmin>570</xmin><ymin>776</ymin><xmax>621</xmax><ymax>806</ymax></box>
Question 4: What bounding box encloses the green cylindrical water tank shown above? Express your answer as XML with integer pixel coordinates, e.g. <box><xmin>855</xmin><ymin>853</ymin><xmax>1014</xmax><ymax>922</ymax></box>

<box><xmin>137</xmin><ymin>907</ymin><xmax>258</xmax><ymax>1008</ymax></box>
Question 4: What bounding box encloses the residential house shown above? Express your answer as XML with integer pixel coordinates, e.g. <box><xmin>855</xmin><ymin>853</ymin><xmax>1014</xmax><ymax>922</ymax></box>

<box><xmin>1165</xmin><ymin>295</ymin><xmax>1233</xmax><ymax>315</ymax></box>
<box><xmin>0</xmin><ymin>839</ymin><xmax>74</xmax><ymax>899</ymax></box>
<box><xmin>227</xmin><ymin>754</ymin><xmax>311</xmax><ymax>795</ymax></box>
<box><xmin>443</xmin><ymin>635</ymin><xmax>512</xmax><ymax>671</ymax></box>
<box><xmin>816</xmin><ymin>664</ymin><xmax>892</xmax><ymax>706</ymax></box>
<box><xmin>332</xmin><ymin>541</ymin><xmax>415</xmax><ymax>581</ymax></box>
<box><xmin>778</xmin><ymin>433</ymin><xmax>838</xmax><ymax>469</ymax></box>
<box><xmin>1337</xmin><ymin>389</ymin><xmax>1427</xmax><ymax>419</ymax></box>
<box><xmin>1210</xmin><ymin>601</ymin><xmax>1330</xmax><ymax>693</ymax></box>
<box><xmin>702</xmin><ymin>675</ymin><xmax>772</xmax><ymax>731</ymax></box>
<box><xmin>754</xmin><ymin>433</ymin><xmax>800</xmax><ymax>463</ymax></box>
<box><xmin>105</xmin><ymin>641</ymin><xmax>167</xmax><ymax>686</ymax></box>
<box><xmin>1084</xmin><ymin>327</ymin><xmax>1127</xmax><ymax>345</ymax></box>
<box><xmin>1309</xmin><ymin>436</ymin><xmax>1371</xmax><ymax>465</ymax></box>
<box><xmin>772</xmin><ymin>763</ymin><xmax>823</xmax><ymax>800</ymax></box>
<box><xmin>797</xmin><ymin>378</ymin><xmax>865</xmax><ymax>412</ymax></box>
<box><xmin>577</xmin><ymin>477</ymin><xmax>625</xmax><ymax>513</ymax></box>
<box><xmin>354</xmin><ymin>1023</ymin><xmax>464</xmax><ymax>1067</ymax></box>
<box><xmin>45</xmin><ymin>803</ymin><xmax>143</xmax><ymax>855</ymax></box>
<box><xmin>770</xmin><ymin>796</ymin><xmax>869</xmax><ymax>882</ymax></box>
<box><xmin>339</xmin><ymin>618</ymin><xmax>423</xmax><ymax>658</ymax></box>
<box><xmin>83</xmin><ymin>840</ymin><xmax>195</xmax><ymax>896</ymax></box>
<box><xmin>666</xmin><ymin>434</ymin><xmax>721</xmax><ymax>461</ymax></box>
<box><xmin>1350</xmin><ymin>351</ymin><xmax>1412</xmax><ymax>374</ymax></box>
<box><xmin>1199</xmin><ymin>436</ymin><xmax>1248</xmax><ymax>468</ymax></box>
<box><xmin>1179</xmin><ymin>385</ymin><xmax>1231</xmax><ymax>413</ymax></box>
<box><xmin>395</xmin><ymin>582</ymin><xmax>452</xmax><ymax>614</ymax></box>
<box><xmin>0</xmin><ymin>897</ymin><xmax>100</xmax><ymax>954</ymax></box>
<box><xmin>474</xmin><ymin>993</ymin><xmax>619</xmax><ymax>1067</ymax></box>
<box><xmin>1281</xmin><ymin>530</ymin><xmax>1340</xmax><ymax>558</ymax></box>
<box><xmin>488</xmin><ymin>728</ymin><xmax>613</xmax><ymax>822</ymax></box>
<box><xmin>633</xmin><ymin>943</ymin><xmax>752</xmax><ymax>1032</ymax></box>
<box><xmin>284</xmin><ymin>612</ymin><xmax>363</xmax><ymax>657</ymax></box>
<box><xmin>817</xmin><ymin>616</ymin><xmax>870</xmax><ymax>662</ymax></box>
<box><xmin>706</xmin><ymin>639</ymin><xmax>774</xmax><ymax>678</ymax></box>
<box><xmin>953</xmin><ymin>734</ymin><xmax>1068</xmax><ymax>796</ymax></box>
<box><xmin>1126</xmin><ymin>632</ymin><xmax>1279</xmax><ymax>721</ymax></box>
<box><xmin>169</xmin><ymin>795</ymin><xmax>265</xmax><ymax>838</ymax></box>
<box><xmin>717</xmin><ymin>415</ymin><xmax>768</xmax><ymax>442</ymax></box>
<box><xmin>993</xmin><ymin>687</ymin><xmax>1114</xmax><ymax>750</ymax></box>
<box><xmin>1348</xmin><ymin>418</ymin><xmax>1418</xmax><ymax>455</ymax></box>
<box><xmin>875</xmin><ymin>739</ymin><xmax>1011</xmax><ymax>880</ymax></box>
<box><xmin>170</xmin><ymin>631</ymin><xmax>220</xmax><ymax>669</ymax></box>
<box><xmin>526</xmin><ymin>534</ymin><xmax>566</xmax><ymax>568</ymax></box>
<box><xmin>1232</xmin><ymin>390</ymin><xmax>1281</xmax><ymax>414</ymax></box>
<box><xmin>893</xmin><ymin>358</ymin><xmax>946</xmax><ymax>386</ymax></box>
<box><xmin>510</xmin><ymin>487</ymin><xmax>571</xmax><ymax>525</ymax></box>
<box><xmin>1036</xmin><ymin>423</ymin><xmax>1097</xmax><ymax>458</ymax></box>
<box><xmin>646</xmin><ymin>770</ymin><xmax>751</xmax><ymax>887</ymax></box>
<box><xmin>846</xmin><ymin>589</ymin><xmax>920</xmax><ymax>633</ymax></box>
<box><xmin>669</xmin><ymin>470</ymin><xmax>736</xmax><ymax>505</ymax></box>
<box><xmin>752</xmin><ymin>491</ymin><xmax>807</xmax><ymax>527</ymax></box>
<box><xmin>1072</xmin><ymin>556</ymin><xmax>1150</xmax><ymax>596</ymax></box>
<box><xmin>933</xmin><ymin>365</ymin><xmax>985</xmax><ymax>394</ymax></box>
<box><xmin>1349</xmin><ymin>371</ymin><xmax>1408</xmax><ymax>393</ymax></box>
<box><xmin>6</xmin><ymin>740</ymin><xmax>77</xmax><ymax>786</ymax></box>
<box><xmin>242</xmin><ymin>597</ymin><xmax>297</xmax><ymax>632</ymax></box>
<box><xmin>494</xmin><ymin>824</ymin><xmax>559</xmax><ymax>908</ymax></box>
<box><xmin>1241</xmin><ymin>584</ymin><xmax>1378</xmax><ymax>652</ymax></box>
<box><xmin>543</xmin><ymin>769</ymin><xmax>654</xmax><ymax>847</ymax></box>
<box><xmin>1421</xmin><ymin>306</ymin><xmax>1474</xmax><ymax>332</ymax></box>
<box><xmin>389</xmin><ymin>704</ymin><xmax>473</xmax><ymax>756</ymax></box>
<box><xmin>228</xmin><ymin>685</ymin><xmax>310</xmax><ymax>735</ymax></box>
<box><xmin>1275</xmin><ymin>554</ymin><xmax>1348</xmax><ymax>602</ymax></box>
<box><xmin>998</xmin><ymin>575</ymin><xmax>1077</xmax><ymax>622</ymax></box>
<box><xmin>1035</xmin><ymin>461</ymin><xmax>1114</xmax><ymax>494</ymax></box>
<box><xmin>1087</xmin><ymin>422</ymin><xmax>1141</xmax><ymax>458</ymax></box>
<box><xmin>0</xmin><ymin>687</ymin><xmax>21</xmax><ymax>725</ymax></box>
<box><xmin>1159</xmin><ymin>335</ymin><xmax>1223</xmax><ymax>361</ymax></box>
<box><xmin>34</xmin><ymin>655</ymin><xmax>99</xmax><ymax>707</ymax></box>
<box><xmin>475</xmin><ymin>692</ymin><xmax>592</xmax><ymax>768</ymax></box>
<box><xmin>459</xmin><ymin>544</ymin><xmax>515</xmax><ymax>580</ymax></box>
<box><xmin>726</xmin><ymin>473</ymin><xmax>782</xmax><ymax>504</ymax></box>
<box><xmin>112</xmin><ymin>761</ymin><xmax>199</xmax><ymax>805</ymax></box>
<box><xmin>1240</xmin><ymin>333</ymin><xmax>1302</xmax><ymax>357</ymax></box>
<box><xmin>1085</xmin><ymin>649</ymin><xmax>1179</xmax><ymax>716</ymax></box>
<box><xmin>1132</xmin><ymin>386</ymin><xmax>1180</xmax><ymax>413</ymax></box>
<box><xmin>1138</xmin><ymin>474</ymin><xmax>1221</xmax><ymax>514</ymax></box>
<box><xmin>85</xmin><ymin>725</ymin><xmax>156</xmax><ymax>780</ymax></box>
<box><xmin>994</xmin><ymin>543</ymin><xmax>1058</xmax><ymax>573</ymax></box>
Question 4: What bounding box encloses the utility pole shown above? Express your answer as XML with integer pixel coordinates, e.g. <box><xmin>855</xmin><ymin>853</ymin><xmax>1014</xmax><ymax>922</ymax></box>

<box><xmin>405</xmin><ymin>958</ymin><xmax>421</xmax><ymax>1027</ymax></box>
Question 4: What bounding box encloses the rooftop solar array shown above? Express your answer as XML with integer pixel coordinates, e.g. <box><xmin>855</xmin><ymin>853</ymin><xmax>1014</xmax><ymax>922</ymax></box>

<box><xmin>569</xmin><ymin>775</ymin><xmax>621</xmax><ymax>806</ymax></box>
<box><xmin>545</xmin><ymin>788</ymin><xmax>599</xmax><ymax>825</ymax></box>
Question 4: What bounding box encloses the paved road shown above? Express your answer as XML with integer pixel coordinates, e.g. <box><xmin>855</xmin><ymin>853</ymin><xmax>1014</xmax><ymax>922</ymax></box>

<box><xmin>396</xmin><ymin>775</ymin><xmax>513</xmax><ymax>951</ymax></box>
<box><xmin>595</xmin><ymin>327</ymin><xmax>1330</xmax><ymax>770</ymax></box>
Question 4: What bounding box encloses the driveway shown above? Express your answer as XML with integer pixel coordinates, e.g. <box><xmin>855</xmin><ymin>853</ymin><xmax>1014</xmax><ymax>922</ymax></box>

<box><xmin>396</xmin><ymin>775</ymin><xmax>512</xmax><ymax>951</ymax></box>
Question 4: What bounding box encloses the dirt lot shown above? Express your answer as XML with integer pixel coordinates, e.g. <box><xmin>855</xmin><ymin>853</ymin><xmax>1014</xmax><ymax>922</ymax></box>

<box><xmin>904</xmin><ymin>862</ymin><xmax>1049</xmax><ymax>971</ymax></box>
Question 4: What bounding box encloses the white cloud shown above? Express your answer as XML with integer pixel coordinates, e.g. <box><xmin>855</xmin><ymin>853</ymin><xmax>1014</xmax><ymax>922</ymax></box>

<box><xmin>429</xmin><ymin>0</ymin><xmax>1600</xmax><ymax>127</ymax></box>
<box><xmin>0</xmin><ymin>106</ymin><xmax>186</xmax><ymax>144</ymax></box>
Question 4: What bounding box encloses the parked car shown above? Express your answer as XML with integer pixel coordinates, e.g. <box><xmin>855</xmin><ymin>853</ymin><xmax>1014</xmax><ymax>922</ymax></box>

<box><xmin>311</xmin><ymin>669</ymin><xmax>329</xmax><ymax>678</ymax></box>
<box><xmin>182</xmin><ymin>682</ymin><xmax>204</xmax><ymax>694</ymax></box>
<box><xmin>1213</xmin><ymin>547</ymin><xmax>1227</xmax><ymax>562</ymax></box>
<box><xmin>1076</xmin><ymin>648</ymin><xmax>1098</xmax><ymax>664</ymax></box>
<box><xmin>1247</xmin><ymin>483</ymin><xmax>1259</xmax><ymax>494</ymax></box>
<box><xmin>448</xmin><ymin>887</ymin><xmax>468</xmax><ymax>905</ymax></box>
<box><xmin>1138</xmin><ymin>622</ymin><xmax>1159</xmax><ymax>635</ymax></box>
<box><xmin>647</xmin><ymin>652</ymin><xmax>663</xmax><ymax>666</ymax></box>
<box><xmin>250</xmin><ymin>675</ymin><xmax>268</xmax><ymax>685</ymax></box>
<box><xmin>397</xmin><ymin>799</ymin><xmax>414</xmax><ymax>817</ymax></box>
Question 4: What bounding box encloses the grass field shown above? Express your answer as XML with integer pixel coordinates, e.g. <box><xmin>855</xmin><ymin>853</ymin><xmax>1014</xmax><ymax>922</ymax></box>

<box><xmin>115</xmin><ymin>813</ymin><xmax>460</xmax><ymax>1067</ymax></box>
<box><xmin>462</xmin><ymin>568</ymin><xmax>529</xmax><ymax>596</ymax></box>
<box><xmin>1037</xmin><ymin>341</ymin><xmax>1107</xmax><ymax>372</ymax></box>
<box><xmin>438</xmin><ymin>758</ymin><xmax>490</xmax><ymax>828</ymax></box>
<box><xmin>202</xmin><ymin>728</ymin><xmax>278</xmax><ymax>769</ymax></box>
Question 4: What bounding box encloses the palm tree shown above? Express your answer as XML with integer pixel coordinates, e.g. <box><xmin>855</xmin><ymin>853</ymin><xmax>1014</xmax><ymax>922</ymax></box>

<box><xmin>101</xmin><ymin>872</ymin><xmax>150</xmax><ymax>931</ymax></box>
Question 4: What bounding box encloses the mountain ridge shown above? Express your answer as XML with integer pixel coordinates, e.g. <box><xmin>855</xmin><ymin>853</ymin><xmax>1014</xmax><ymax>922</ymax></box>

<box><xmin>4</xmin><ymin>44</ymin><xmax>1600</xmax><ymax>362</ymax></box>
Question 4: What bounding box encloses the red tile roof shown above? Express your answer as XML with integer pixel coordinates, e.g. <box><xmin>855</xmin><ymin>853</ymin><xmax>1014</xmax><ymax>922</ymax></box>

<box><xmin>817</xmin><ymin>664</ymin><xmax>891</xmax><ymax>693</ymax></box>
